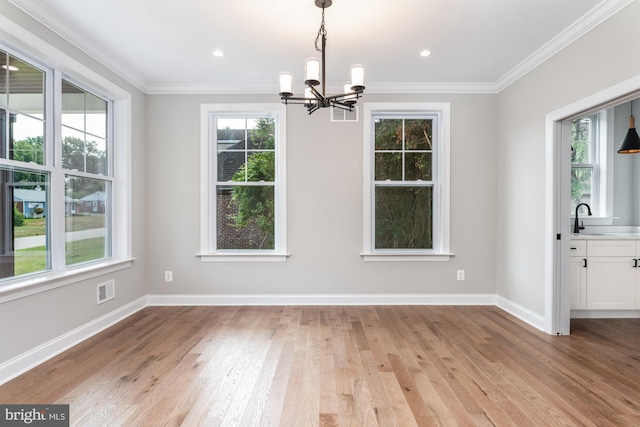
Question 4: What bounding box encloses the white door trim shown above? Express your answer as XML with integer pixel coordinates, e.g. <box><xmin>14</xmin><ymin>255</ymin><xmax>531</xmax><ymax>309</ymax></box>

<box><xmin>545</xmin><ymin>75</ymin><xmax>640</xmax><ymax>335</ymax></box>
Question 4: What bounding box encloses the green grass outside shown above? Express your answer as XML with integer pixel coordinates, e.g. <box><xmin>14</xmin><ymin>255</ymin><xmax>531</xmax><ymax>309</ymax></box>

<box><xmin>14</xmin><ymin>215</ymin><xmax>106</xmax><ymax>238</ymax></box>
<box><xmin>14</xmin><ymin>237</ymin><xmax>107</xmax><ymax>276</ymax></box>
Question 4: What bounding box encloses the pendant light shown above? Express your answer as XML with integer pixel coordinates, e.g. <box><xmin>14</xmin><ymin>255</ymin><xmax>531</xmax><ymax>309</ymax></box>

<box><xmin>618</xmin><ymin>101</ymin><xmax>640</xmax><ymax>154</ymax></box>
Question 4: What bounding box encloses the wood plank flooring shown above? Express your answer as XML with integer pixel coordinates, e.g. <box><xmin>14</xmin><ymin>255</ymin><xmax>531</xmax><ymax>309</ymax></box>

<box><xmin>1</xmin><ymin>305</ymin><xmax>639</xmax><ymax>426</ymax></box>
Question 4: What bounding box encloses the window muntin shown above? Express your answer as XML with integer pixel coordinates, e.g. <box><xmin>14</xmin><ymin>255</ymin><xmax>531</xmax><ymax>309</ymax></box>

<box><xmin>373</xmin><ymin>116</ymin><xmax>436</xmax><ymax>250</ymax></box>
<box><xmin>215</xmin><ymin>117</ymin><xmax>276</xmax><ymax>251</ymax></box>
<box><xmin>571</xmin><ymin>115</ymin><xmax>598</xmax><ymax>213</ymax></box>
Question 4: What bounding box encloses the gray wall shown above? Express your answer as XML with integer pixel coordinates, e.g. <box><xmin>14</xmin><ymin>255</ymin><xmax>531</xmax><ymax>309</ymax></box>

<box><xmin>145</xmin><ymin>93</ymin><xmax>498</xmax><ymax>296</ymax></box>
<box><xmin>0</xmin><ymin>1</ymin><xmax>147</xmax><ymax>365</ymax></box>
<box><xmin>496</xmin><ymin>0</ymin><xmax>640</xmax><ymax>315</ymax></box>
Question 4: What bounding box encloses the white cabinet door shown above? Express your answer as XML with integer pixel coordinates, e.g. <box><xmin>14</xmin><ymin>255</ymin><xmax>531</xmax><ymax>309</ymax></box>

<box><xmin>586</xmin><ymin>256</ymin><xmax>637</xmax><ymax>310</ymax></box>
<box><xmin>570</xmin><ymin>257</ymin><xmax>587</xmax><ymax>310</ymax></box>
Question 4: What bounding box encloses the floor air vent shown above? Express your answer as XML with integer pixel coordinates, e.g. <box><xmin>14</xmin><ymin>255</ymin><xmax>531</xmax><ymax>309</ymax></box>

<box><xmin>97</xmin><ymin>280</ymin><xmax>115</xmax><ymax>304</ymax></box>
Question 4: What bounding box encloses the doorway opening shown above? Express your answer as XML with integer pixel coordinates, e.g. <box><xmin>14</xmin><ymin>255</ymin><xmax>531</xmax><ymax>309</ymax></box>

<box><xmin>547</xmin><ymin>76</ymin><xmax>640</xmax><ymax>335</ymax></box>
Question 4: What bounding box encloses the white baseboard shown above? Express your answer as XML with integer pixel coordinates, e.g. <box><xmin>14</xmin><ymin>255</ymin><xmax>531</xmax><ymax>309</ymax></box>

<box><xmin>0</xmin><ymin>296</ymin><xmax>147</xmax><ymax>386</ymax></box>
<box><xmin>571</xmin><ymin>309</ymin><xmax>640</xmax><ymax>319</ymax></box>
<box><xmin>146</xmin><ymin>293</ymin><xmax>498</xmax><ymax>306</ymax></box>
<box><xmin>496</xmin><ymin>296</ymin><xmax>546</xmax><ymax>332</ymax></box>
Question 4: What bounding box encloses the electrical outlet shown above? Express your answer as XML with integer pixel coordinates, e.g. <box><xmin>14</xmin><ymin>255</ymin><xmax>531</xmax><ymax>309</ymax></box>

<box><xmin>164</xmin><ymin>271</ymin><xmax>173</xmax><ymax>282</ymax></box>
<box><xmin>456</xmin><ymin>270</ymin><xmax>465</xmax><ymax>281</ymax></box>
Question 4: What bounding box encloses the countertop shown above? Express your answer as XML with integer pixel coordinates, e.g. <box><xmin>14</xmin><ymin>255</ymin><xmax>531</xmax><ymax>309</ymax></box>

<box><xmin>571</xmin><ymin>233</ymin><xmax>640</xmax><ymax>240</ymax></box>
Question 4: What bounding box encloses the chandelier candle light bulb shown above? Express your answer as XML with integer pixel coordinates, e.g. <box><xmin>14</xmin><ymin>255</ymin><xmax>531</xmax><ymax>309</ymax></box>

<box><xmin>279</xmin><ymin>72</ymin><xmax>293</xmax><ymax>97</ymax></box>
<box><xmin>305</xmin><ymin>58</ymin><xmax>321</xmax><ymax>86</ymax></box>
<box><xmin>350</xmin><ymin>65</ymin><xmax>365</xmax><ymax>91</ymax></box>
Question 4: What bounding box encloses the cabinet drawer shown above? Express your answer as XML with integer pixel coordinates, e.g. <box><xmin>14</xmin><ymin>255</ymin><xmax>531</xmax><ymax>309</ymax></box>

<box><xmin>570</xmin><ymin>240</ymin><xmax>586</xmax><ymax>257</ymax></box>
<box><xmin>587</xmin><ymin>240</ymin><xmax>636</xmax><ymax>257</ymax></box>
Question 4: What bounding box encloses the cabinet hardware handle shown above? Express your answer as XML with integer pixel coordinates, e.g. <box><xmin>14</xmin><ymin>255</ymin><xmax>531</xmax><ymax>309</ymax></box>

<box><xmin>583</xmin><ymin>259</ymin><xmax>587</xmax><ymax>268</ymax></box>
<box><xmin>635</xmin><ymin>259</ymin><xmax>638</xmax><ymax>268</ymax></box>
<box><xmin>570</xmin><ymin>247</ymin><xmax>577</xmax><ymax>250</ymax></box>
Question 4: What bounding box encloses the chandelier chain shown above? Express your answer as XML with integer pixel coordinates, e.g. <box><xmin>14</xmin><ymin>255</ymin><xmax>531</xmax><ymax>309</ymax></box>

<box><xmin>314</xmin><ymin>7</ymin><xmax>326</xmax><ymax>52</ymax></box>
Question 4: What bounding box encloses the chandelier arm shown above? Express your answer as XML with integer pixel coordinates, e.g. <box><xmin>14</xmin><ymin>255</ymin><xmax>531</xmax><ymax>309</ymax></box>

<box><xmin>325</xmin><ymin>92</ymin><xmax>359</xmax><ymax>101</ymax></box>
<box><xmin>308</xmin><ymin>84</ymin><xmax>324</xmax><ymax>101</ymax></box>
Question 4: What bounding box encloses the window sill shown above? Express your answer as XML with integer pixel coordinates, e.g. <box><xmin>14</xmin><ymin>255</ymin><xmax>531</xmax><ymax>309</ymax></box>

<box><xmin>570</xmin><ymin>216</ymin><xmax>618</xmax><ymax>226</ymax></box>
<box><xmin>197</xmin><ymin>253</ymin><xmax>290</xmax><ymax>262</ymax></box>
<box><xmin>361</xmin><ymin>252</ymin><xmax>454</xmax><ymax>262</ymax></box>
<box><xmin>0</xmin><ymin>258</ymin><xmax>136</xmax><ymax>304</ymax></box>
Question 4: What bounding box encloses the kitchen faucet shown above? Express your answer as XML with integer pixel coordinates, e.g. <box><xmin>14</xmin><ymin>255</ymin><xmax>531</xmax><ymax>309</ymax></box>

<box><xmin>573</xmin><ymin>203</ymin><xmax>592</xmax><ymax>234</ymax></box>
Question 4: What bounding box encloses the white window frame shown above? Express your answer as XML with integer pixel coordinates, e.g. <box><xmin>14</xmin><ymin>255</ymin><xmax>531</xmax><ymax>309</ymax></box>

<box><xmin>569</xmin><ymin>111</ymin><xmax>613</xmax><ymax>220</ymax></box>
<box><xmin>198</xmin><ymin>103</ymin><xmax>288</xmax><ymax>262</ymax></box>
<box><xmin>362</xmin><ymin>102</ymin><xmax>451</xmax><ymax>262</ymax></box>
<box><xmin>0</xmin><ymin>18</ymin><xmax>133</xmax><ymax>304</ymax></box>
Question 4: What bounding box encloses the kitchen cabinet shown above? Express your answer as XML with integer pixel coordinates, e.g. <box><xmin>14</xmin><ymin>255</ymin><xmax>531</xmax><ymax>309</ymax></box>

<box><xmin>570</xmin><ymin>239</ymin><xmax>638</xmax><ymax>310</ymax></box>
<box><xmin>569</xmin><ymin>240</ymin><xmax>587</xmax><ymax>310</ymax></box>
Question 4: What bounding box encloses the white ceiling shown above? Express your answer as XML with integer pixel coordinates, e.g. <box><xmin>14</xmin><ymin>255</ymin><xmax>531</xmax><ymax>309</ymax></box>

<box><xmin>7</xmin><ymin>0</ymin><xmax>632</xmax><ymax>94</ymax></box>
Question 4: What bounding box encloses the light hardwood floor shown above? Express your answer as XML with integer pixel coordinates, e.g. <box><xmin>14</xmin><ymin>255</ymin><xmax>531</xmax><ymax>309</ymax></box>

<box><xmin>1</xmin><ymin>305</ymin><xmax>639</xmax><ymax>426</ymax></box>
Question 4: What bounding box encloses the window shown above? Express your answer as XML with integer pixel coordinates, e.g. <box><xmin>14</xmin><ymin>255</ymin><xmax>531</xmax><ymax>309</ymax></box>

<box><xmin>0</xmin><ymin>38</ymin><xmax>131</xmax><ymax>301</ymax></box>
<box><xmin>363</xmin><ymin>103</ymin><xmax>451</xmax><ymax>261</ymax></box>
<box><xmin>199</xmin><ymin>104</ymin><xmax>287</xmax><ymax>261</ymax></box>
<box><xmin>62</xmin><ymin>80</ymin><xmax>111</xmax><ymax>265</ymax></box>
<box><xmin>570</xmin><ymin>112</ymin><xmax>610</xmax><ymax>217</ymax></box>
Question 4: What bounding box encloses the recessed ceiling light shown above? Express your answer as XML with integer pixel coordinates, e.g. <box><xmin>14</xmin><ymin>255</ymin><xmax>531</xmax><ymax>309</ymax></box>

<box><xmin>1</xmin><ymin>64</ymin><xmax>19</xmax><ymax>71</ymax></box>
<box><xmin>420</xmin><ymin>50</ymin><xmax>433</xmax><ymax>57</ymax></box>
<box><xmin>212</xmin><ymin>50</ymin><xmax>224</xmax><ymax>57</ymax></box>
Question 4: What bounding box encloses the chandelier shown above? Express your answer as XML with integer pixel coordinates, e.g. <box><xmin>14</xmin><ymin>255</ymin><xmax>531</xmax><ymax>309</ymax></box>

<box><xmin>278</xmin><ymin>0</ymin><xmax>365</xmax><ymax>115</ymax></box>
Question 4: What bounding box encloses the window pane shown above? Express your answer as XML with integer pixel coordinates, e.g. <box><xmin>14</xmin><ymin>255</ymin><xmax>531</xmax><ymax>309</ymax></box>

<box><xmin>571</xmin><ymin>117</ymin><xmax>593</xmax><ymax>164</ymax></box>
<box><xmin>405</xmin><ymin>152</ymin><xmax>432</xmax><ymax>181</ymax></box>
<box><xmin>218</xmin><ymin>146</ymin><xmax>244</xmax><ymax>181</ymax></box>
<box><xmin>245</xmin><ymin>151</ymin><xmax>275</xmax><ymax>182</ymax></box>
<box><xmin>374</xmin><ymin>119</ymin><xmax>402</xmax><ymax>150</ymax></box>
<box><xmin>85</xmin><ymin>92</ymin><xmax>107</xmax><ymax>138</ymax></box>
<box><xmin>216</xmin><ymin>185</ymin><xmax>275</xmax><ymax>250</ymax></box>
<box><xmin>375</xmin><ymin>186</ymin><xmax>433</xmax><ymax>249</ymax></box>
<box><xmin>0</xmin><ymin>166</ymin><xmax>49</xmax><ymax>279</ymax></box>
<box><xmin>1</xmin><ymin>50</ymin><xmax>46</xmax><ymax>164</ymax></box>
<box><xmin>247</xmin><ymin>118</ymin><xmax>275</xmax><ymax>149</ymax></box>
<box><xmin>65</xmin><ymin>176</ymin><xmax>110</xmax><ymax>265</ymax></box>
<box><xmin>62</xmin><ymin>80</ymin><xmax>85</xmax><ymax>130</ymax></box>
<box><xmin>62</xmin><ymin>127</ymin><xmax>86</xmax><ymax>171</ymax></box>
<box><xmin>217</xmin><ymin>118</ymin><xmax>246</xmax><ymax>150</ymax></box>
<box><xmin>11</xmin><ymin>114</ymin><xmax>44</xmax><ymax>164</ymax></box>
<box><xmin>86</xmin><ymin>136</ymin><xmax>107</xmax><ymax>175</ymax></box>
<box><xmin>405</xmin><ymin>119</ymin><xmax>432</xmax><ymax>150</ymax></box>
<box><xmin>61</xmin><ymin>128</ymin><xmax>107</xmax><ymax>175</ymax></box>
<box><xmin>571</xmin><ymin>167</ymin><xmax>593</xmax><ymax>210</ymax></box>
<box><xmin>375</xmin><ymin>152</ymin><xmax>402</xmax><ymax>181</ymax></box>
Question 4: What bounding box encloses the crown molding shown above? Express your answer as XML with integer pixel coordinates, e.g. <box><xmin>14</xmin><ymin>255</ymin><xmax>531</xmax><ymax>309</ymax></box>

<box><xmin>7</xmin><ymin>0</ymin><xmax>149</xmax><ymax>92</ymax></box>
<box><xmin>495</xmin><ymin>0</ymin><xmax>635</xmax><ymax>92</ymax></box>
<box><xmin>145</xmin><ymin>81</ymin><xmax>499</xmax><ymax>95</ymax></box>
